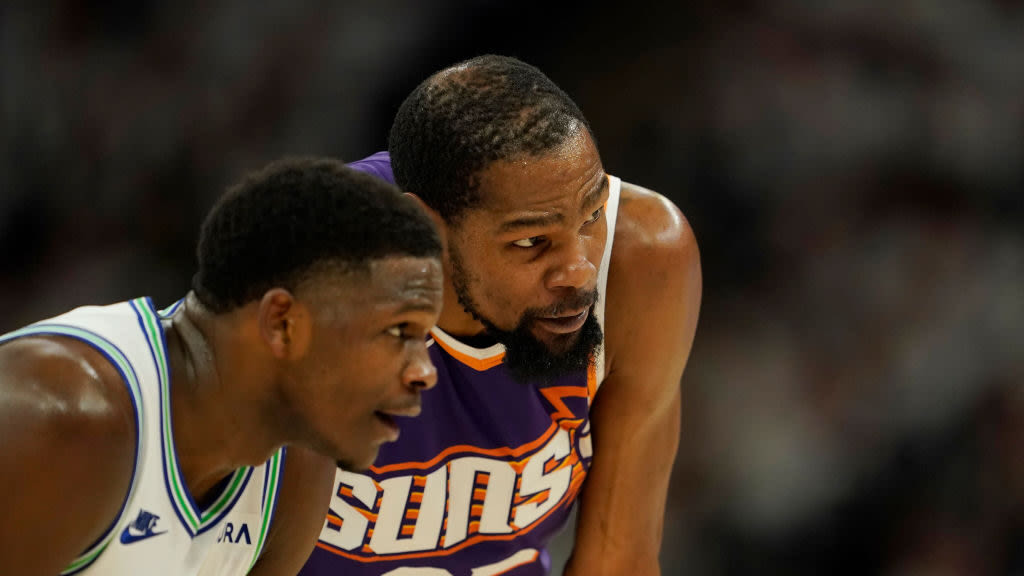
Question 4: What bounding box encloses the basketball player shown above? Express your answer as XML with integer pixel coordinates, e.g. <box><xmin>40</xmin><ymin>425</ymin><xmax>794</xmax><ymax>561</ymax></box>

<box><xmin>0</xmin><ymin>158</ymin><xmax>444</xmax><ymax>575</ymax></box>
<box><xmin>301</xmin><ymin>56</ymin><xmax>701</xmax><ymax>575</ymax></box>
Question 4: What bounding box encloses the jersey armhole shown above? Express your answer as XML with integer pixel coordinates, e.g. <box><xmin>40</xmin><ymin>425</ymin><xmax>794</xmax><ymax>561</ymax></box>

<box><xmin>592</xmin><ymin>174</ymin><xmax>622</xmax><ymax>397</ymax></box>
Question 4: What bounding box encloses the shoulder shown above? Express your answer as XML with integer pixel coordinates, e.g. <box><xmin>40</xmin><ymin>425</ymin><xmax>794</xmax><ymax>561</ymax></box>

<box><xmin>0</xmin><ymin>334</ymin><xmax>137</xmax><ymax>477</ymax></box>
<box><xmin>0</xmin><ymin>335</ymin><xmax>138</xmax><ymax>571</ymax></box>
<box><xmin>612</xmin><ymin>180</ymin><xmax>698</xmax><ymax>267</ymax></box>
<box><xmin>0</xmin><ymin>335</ymin><xmax>136</xmax><ymax>439</ymax></box>
<box><xmin>604</xmin><ymin>180</ymin><xmax>702</xmax><ymax>373</ymax></box>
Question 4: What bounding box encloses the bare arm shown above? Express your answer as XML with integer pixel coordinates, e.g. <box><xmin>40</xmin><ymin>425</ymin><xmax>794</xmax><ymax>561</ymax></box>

<box><xmin>247</xmin><ymin>446</ymin><xmax>335</xmax><ymax>576</ymax></box>
<box><xmin>565</xmin><ymin>183</ymin><xmax>702</xmax><ymax>575</ymax></box>
<box><xmin>0</xmin><ymin>336</ymin><xmax>137</xmax><ymax>575</ymax></box>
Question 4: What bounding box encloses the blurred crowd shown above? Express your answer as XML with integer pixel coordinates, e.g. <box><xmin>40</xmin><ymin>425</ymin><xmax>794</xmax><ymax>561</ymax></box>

<box><xmin>2</xmin><ymin>1</ymin><xmax>1022</xmax><ymax>574</ymax></box>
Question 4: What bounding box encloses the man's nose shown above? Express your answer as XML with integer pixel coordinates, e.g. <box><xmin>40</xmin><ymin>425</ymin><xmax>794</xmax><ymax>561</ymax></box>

<box><xmin>404</xmin><ymin>343</ymin><xmax>438</xmax><ymax>390</ymax></box>
<box><xmin>545</xmin><ymin>236</ymin><xmax>598</xmax><ymax>292</ymax></box>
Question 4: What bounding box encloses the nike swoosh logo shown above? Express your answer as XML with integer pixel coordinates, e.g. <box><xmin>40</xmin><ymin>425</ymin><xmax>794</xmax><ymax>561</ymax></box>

<box><xmin>119</xmin><ymin>526</ymin><xmax>167</xmax><ymax>544</ymax></box>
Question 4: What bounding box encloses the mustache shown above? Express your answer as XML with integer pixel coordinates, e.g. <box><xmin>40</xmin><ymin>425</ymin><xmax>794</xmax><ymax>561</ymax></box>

<box><xmin>528</xmin><ymin>289</ymin><xmax>599</xmax><ymax>318</ymax></box>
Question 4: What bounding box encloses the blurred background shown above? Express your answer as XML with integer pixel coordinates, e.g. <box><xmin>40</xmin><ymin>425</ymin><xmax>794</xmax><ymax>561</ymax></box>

<box><xmin>2</xmin><ymin>1</ymin><xmax>1023</xmax><ymax>574</ymax></box>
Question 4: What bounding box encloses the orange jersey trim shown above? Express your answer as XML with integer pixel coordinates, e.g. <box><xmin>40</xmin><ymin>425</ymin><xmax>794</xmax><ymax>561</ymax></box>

<box><xmin>315</xmin><ymin>474</ymin><xmax>585</xmax><ymax>563</ymax></box>
<box><xmin>328</xmin><ymin>366</ymin><xmax>594</xmax><ymax>562</ymax></box>
<box><xmin>430</xmin><ymin>333</ymin><xmax>505</xmax><ymax>371</ymax></box>
<box><xmin>369</xmin><ymin>385</ymin><xmax>589</xmax><ymax>475</ymax></box>
<box><xmin>369</xmin><ymin>422</ymin><xmax>560</xmax><ymax>475</ymax></box>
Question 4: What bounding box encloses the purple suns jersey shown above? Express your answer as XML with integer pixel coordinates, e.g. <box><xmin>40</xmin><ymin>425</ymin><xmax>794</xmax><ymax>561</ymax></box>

<box><xmin>300</xmin><ymin>153</ymin><xmax>621</xmax><ymax>576</ymax></box>
<box><xmin>347</xmin><ymin>151</ymin><xmax>395</xmax><ymax>183</ymax></box>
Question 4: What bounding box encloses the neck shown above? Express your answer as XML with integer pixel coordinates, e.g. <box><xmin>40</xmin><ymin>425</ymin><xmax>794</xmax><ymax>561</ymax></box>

<box><xmin>164</xmin><ymin>293</ymin><xmax>283</xmax><ymax>505</ymax></box>
<box><xmin>436</xmin><ymin>273</ymin><xmax>487</xmax><ymax>339</ymax></box>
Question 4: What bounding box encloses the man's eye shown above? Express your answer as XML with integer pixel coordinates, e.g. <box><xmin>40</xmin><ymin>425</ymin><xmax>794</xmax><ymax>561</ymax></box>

<box><xmin>586</xmin><ymin>206</ymin><xmax>604</xmax><ymax>224</ymax></box>
<box><xmin>387</xmin><ymin>325</ymin><xmax>405</xmax><ymax>338</ymax></box>
<box><xmin>512</xmin><ymin>236</ymin><xmax>544</xmax><ymax>248</ymax></box>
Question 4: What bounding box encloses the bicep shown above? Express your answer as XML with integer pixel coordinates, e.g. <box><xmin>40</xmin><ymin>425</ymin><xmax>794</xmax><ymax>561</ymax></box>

<box><xmin>248</xmin><ymin>446</ymin><xmax>335</xmax><ymax>576</ymax></box>
<box><xmin>0</xmin><ymin>337</ymin><xmax>137</xmax><ymax>575</ymax></box>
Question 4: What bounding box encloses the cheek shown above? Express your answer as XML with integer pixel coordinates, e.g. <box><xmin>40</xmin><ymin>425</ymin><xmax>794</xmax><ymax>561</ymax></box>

<box><xmin>344</xmin><ymin>345</ymin><xmax>405</xmax><ymax>393</ymax></box>
<box><xmin>459</xmin><ymin>243</ymin><xmax>542</xmax><ymax>320</ymax></box>
<box><xmin>475</xmin><ymin>272</ymin><xmax>538</xmax><ymax>322</ymax></box>
<box><xmin>316</xmin><ymin>343</ymin><xmax>373</xmax><ymax>395</ymax></box>
<box><xmin>589</xmin><ymin>228</ymin><xmax>608</xmax><ymax>267</ymax></box>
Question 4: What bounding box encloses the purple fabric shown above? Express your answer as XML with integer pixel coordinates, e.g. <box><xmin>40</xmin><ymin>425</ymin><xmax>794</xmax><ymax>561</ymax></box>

<box><xmin>305</xmin><ymin>151</ymin><xmax>595</xmax><ymax>575</ymax></box>
<box><xmin>347</xmin><ymin>151</ymin><xmax>395</xmax><ymax>185</ymax></box>
<box><xmin>299</xmin><ymin>338</ymin><xmax>593</xmax><ymax>576</ymax></box>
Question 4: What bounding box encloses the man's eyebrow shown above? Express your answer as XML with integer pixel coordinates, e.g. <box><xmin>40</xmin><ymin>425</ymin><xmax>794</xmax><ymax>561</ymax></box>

<box><xmin>498</xmin><ymin>212</ymin><xmax>563</xmax><ymax>234</ymax></box>
<box><xmin>497</xmin><ymin>174</ymin><xmax>609</xmax><ymax>234</ymax></box>
<box><xmin>581</xmin><ymin>173</ymin><xmax>609</xmax><ymax>212</ymax></box>
<box><xmin>392</xmin><ymin>298</ymin><xmax>441</xmax><ymax>315</ymax></box>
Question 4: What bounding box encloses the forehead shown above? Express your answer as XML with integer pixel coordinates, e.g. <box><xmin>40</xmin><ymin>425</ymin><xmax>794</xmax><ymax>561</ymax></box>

<box><xmin>469</xmin><ymin>127</ymin><xmax>604</xmax><ymax>219</ymax></box>
<box><xmin>305</xmin><ymin>256</ymin><xmax>443</xmax><ymax>313</ymax></box>
<box><xmin>362</xmin><ymin>256</ymin><xmax>443</xmax><ymax>301</ymax></box>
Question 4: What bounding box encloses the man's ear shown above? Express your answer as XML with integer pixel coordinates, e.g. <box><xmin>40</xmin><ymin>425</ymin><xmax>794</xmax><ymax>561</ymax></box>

<box><xmin>258</xmin><ymin>288</ymin><xmax>311</xmax><ymax>360</ymax></box>
<box><xmin>404</xmin><ymin>192</ymin><xmax>449</xmax><ymax>250</ymax></box>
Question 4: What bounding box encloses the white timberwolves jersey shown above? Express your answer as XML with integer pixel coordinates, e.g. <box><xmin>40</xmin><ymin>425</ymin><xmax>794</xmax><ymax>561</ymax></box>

<box><xmin>0</xmin><ymin>298</ymin><xmax>285</xmax><ymax>575</ymax></box>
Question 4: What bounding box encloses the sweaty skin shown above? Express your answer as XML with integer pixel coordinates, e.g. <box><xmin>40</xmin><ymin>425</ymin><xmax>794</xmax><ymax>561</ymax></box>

<box><xmin>0</xmin><ymin>256</ymin><xmax>444</xmax><ymax>575</ymax></box>
<box><xmin>567</xmin><ymin>180</ymin><xmax>700</xmax><ymax>576</ymax></box>
<box><xmin>418</xmin><ymin>128</ymin><xmax>701</xmax><ymax>576</ymax></box>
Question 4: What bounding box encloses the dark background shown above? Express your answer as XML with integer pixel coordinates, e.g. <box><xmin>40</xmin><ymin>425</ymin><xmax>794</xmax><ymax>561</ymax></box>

<box><xmin>3</xmin><ymin>1</ymin><xmax>1023</xmax><ymax>574</ymax></box>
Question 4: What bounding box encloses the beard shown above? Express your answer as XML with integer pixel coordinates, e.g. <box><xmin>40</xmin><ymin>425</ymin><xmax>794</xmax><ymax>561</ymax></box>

<box><xmin>449</xmin><ymin>246</ymin><xmax>604</xmax><ymax>385</ymax></box>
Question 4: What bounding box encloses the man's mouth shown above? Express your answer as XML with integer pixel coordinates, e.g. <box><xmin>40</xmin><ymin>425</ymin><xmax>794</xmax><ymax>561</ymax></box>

<box><xmin>373</xmin><ymin>405</ymin><xmax>421</xmax><ymax>442</ymax></box>
<box><xmin>376</xmin><ymin>405</ymin><xmax>422</xmax><ymax>419</ymax></box>
<box><xmin>533</xmin><ymin>308</ymin><xmax>589</xmax><ymax>334</ymax></box>
<box><xmin>373</xmin><ymin>412</ymin><xmax>399</xmax><ymax>442</ymax></box>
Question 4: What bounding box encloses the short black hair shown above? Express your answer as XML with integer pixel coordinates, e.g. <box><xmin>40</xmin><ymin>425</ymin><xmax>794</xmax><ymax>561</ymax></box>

<box><xmin>192</xmin><ymin>157</ymin><xmax>441</xmax><ymax>313</ymax></box>
<box><xmin>389</xmin><ymin>54</ymin><xmax>594</xmax><ymax>224</ymax></box>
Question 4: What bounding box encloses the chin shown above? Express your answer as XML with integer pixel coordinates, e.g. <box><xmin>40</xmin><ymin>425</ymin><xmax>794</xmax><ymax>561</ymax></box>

<box><xmin>535</xmin><ymin>329</ymin><xmax>581</xmax><ymax>355</ymax></box>
<box><xmin>335</xmin><ymin>449</ymin><xmax>378</xmax><ymax>473</ymax></box>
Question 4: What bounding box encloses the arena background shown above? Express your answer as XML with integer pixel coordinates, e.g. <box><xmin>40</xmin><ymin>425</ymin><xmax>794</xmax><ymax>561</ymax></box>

<box><xmin>2</xmin><ymin>1</ymin><xmax>1023</xmax><ymax>573</ymax></box>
